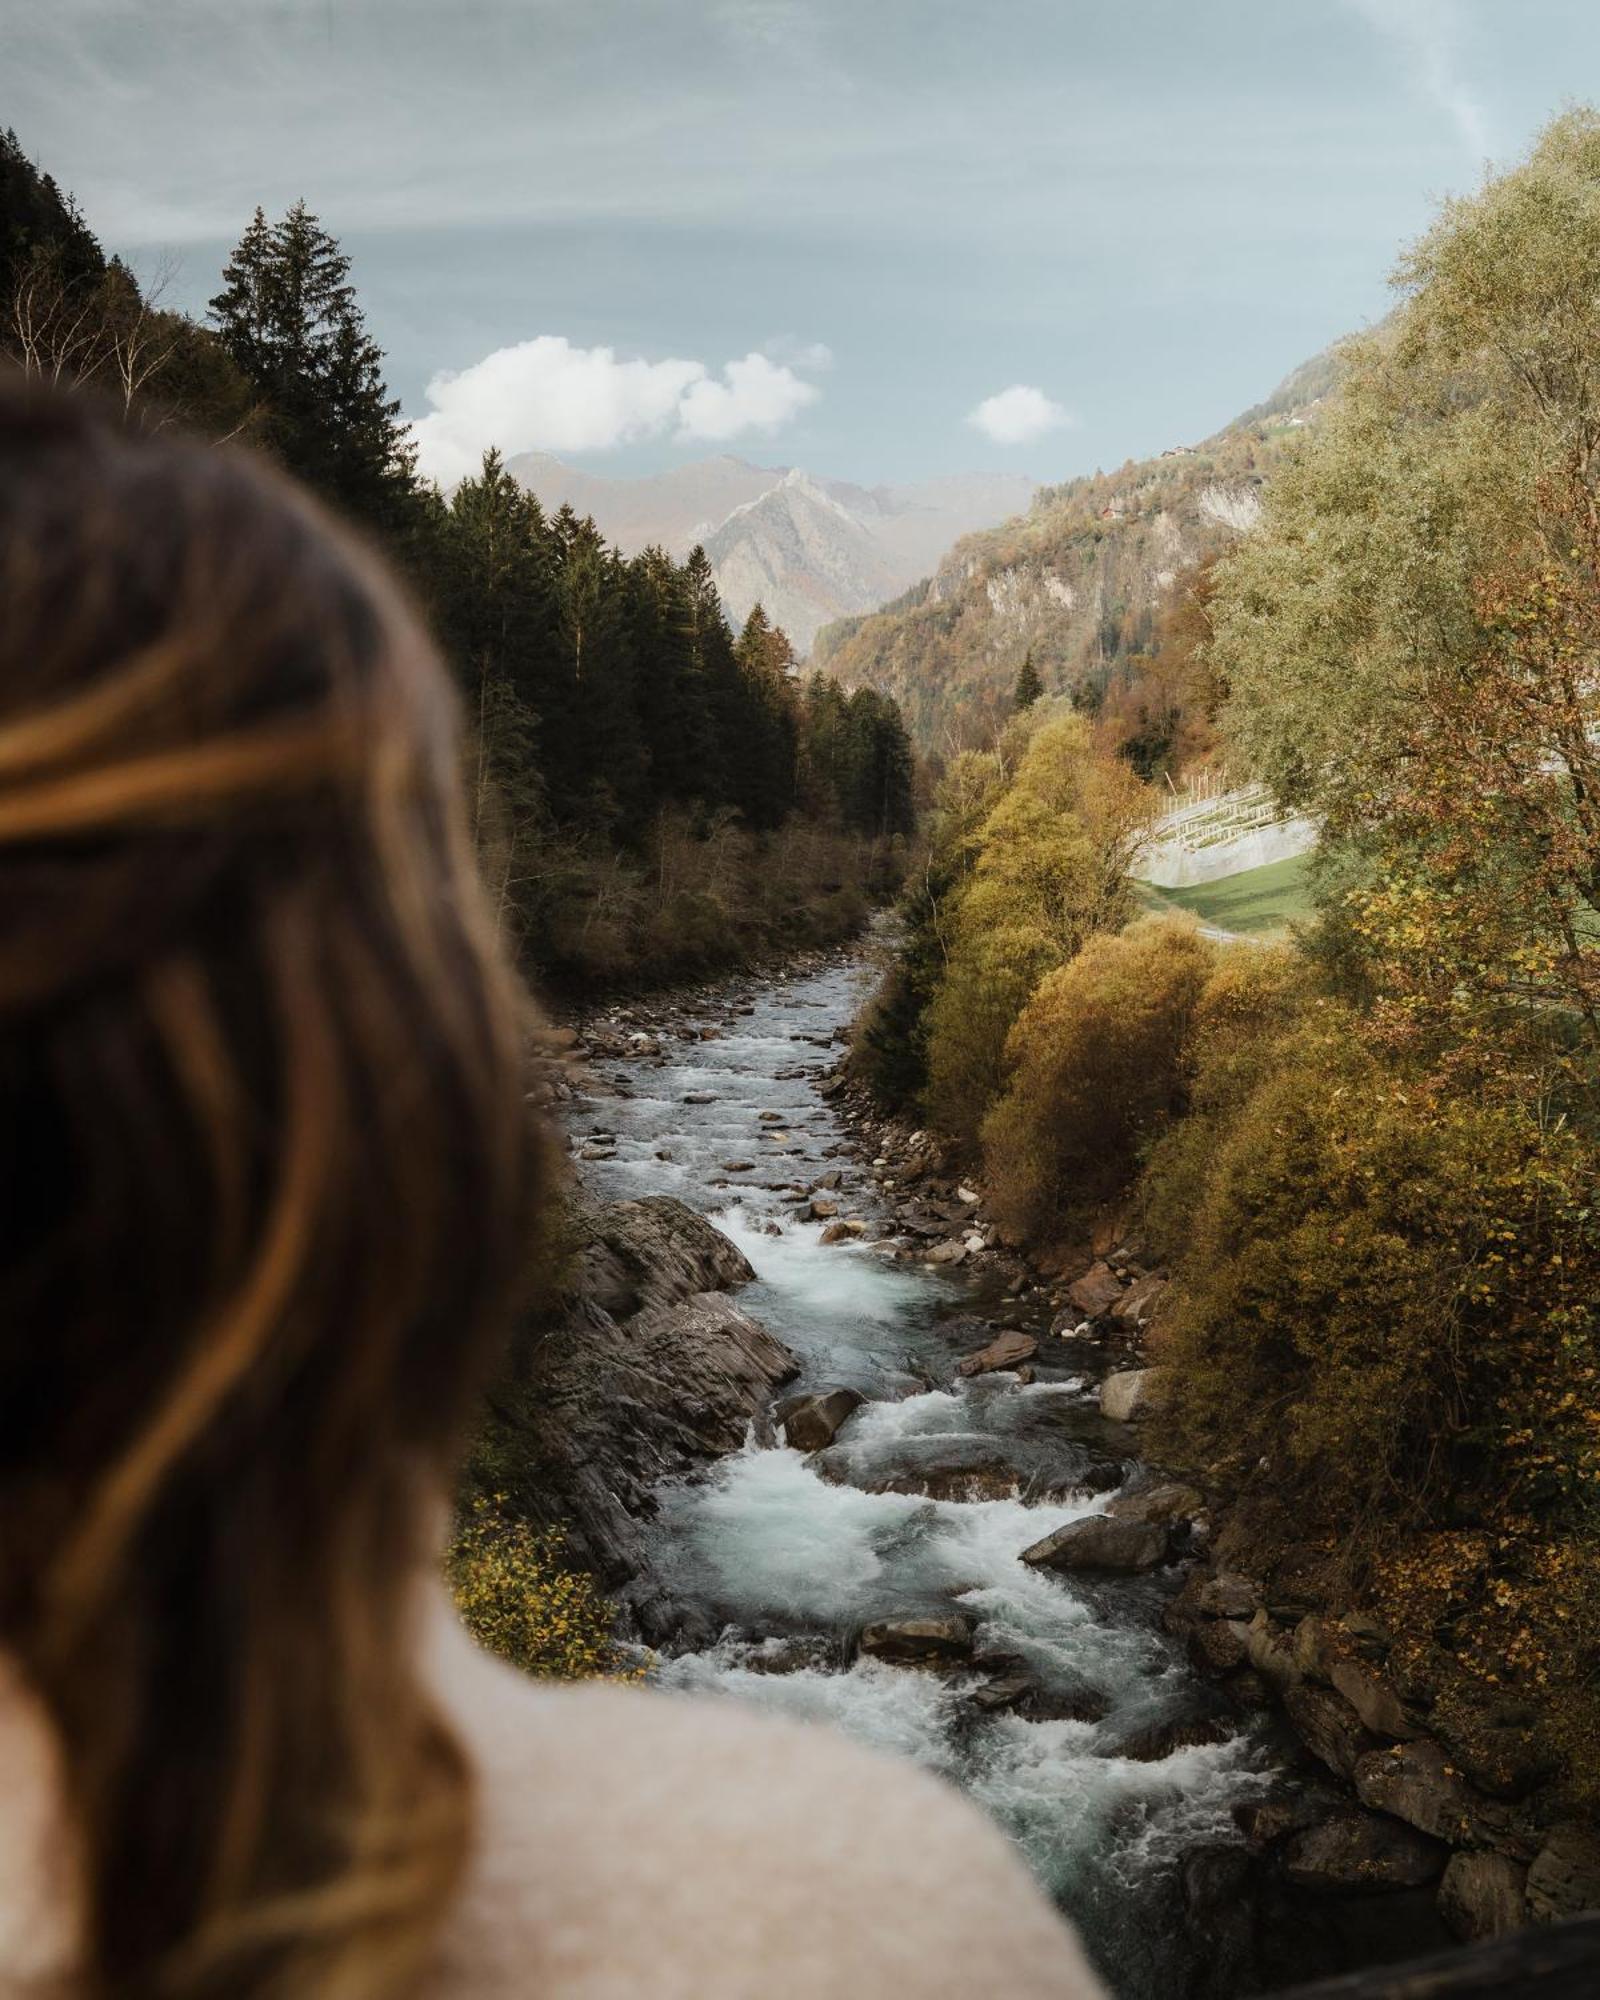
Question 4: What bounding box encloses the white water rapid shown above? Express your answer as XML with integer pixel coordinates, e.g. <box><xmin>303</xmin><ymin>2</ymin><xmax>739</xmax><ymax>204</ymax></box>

<box><xmin>565</xmin><ymin>949</ymin><xmax>1279</xmax><ymax>1997</ymax></box>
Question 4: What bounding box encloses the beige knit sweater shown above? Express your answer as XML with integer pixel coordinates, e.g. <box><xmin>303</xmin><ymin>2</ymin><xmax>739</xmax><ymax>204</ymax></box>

<box><xmin>0</xmin><ymin>1596</ymin><xmax>1107</xmax><ymax>1997</ymax></box>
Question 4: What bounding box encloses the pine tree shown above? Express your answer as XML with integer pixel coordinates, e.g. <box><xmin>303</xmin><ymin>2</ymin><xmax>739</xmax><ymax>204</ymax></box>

<box><xmin>1013</xmin><ymin>651</ymin><xmax>1043</xmax><ymax>711</ymax></box>
<box><xmin>209</xmin><ymin>202</ymin><xmax>417</xmax><ymax>535</ymax></box>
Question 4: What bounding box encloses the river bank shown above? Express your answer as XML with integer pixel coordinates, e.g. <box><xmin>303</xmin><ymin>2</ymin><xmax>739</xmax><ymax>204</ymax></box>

<box><xmin>819</xmin><ymin>983</ymin><xmax>1600</xmax><ymax>1980</ymax></box>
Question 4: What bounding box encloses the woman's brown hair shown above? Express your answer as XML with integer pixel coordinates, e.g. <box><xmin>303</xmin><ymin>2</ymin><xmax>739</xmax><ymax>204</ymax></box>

<box><xmin>0</xmin><ymin>379</ymin><xmax>544</xmax><ymax>1995</ymax></box>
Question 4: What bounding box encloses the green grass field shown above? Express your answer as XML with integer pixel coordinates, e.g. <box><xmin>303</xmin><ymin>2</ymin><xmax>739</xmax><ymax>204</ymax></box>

<box><xmin>1133</xmin><ymin>852</ymin><xmax>1316</xmax><ymax>939</ymax></box>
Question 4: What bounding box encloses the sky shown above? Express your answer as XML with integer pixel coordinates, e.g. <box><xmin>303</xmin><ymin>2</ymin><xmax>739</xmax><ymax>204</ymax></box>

<box><xmin>6</xmin><ymin>0</ymin><xmax>1599</xmax><ymax>486</ymax></box>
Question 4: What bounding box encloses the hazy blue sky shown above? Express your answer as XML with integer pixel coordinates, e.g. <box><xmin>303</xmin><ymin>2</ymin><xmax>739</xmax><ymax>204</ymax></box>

<box><xmin>7</xmin><ymin>1</ymin><xmax>1600</xmax><ymax>484</ymax></box>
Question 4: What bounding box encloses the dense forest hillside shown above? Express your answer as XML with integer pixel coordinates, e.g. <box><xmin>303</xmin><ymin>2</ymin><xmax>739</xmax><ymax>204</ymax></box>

<box><xmin>855</xmin><ymin>112</ymin><xmax>1600</xmax><ymax>1897</ymax></box>
<box><xmin>813</xmin><ymin>356</ymin><xmax>1338</xmax><ymax>754</ymax></box>
<box><xmin>0</xmin><ymin>127</ymin><xmax>916</xmax><ymax>988</ymax></box>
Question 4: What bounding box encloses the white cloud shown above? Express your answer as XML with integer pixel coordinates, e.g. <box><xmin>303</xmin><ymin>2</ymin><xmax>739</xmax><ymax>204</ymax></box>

<box><xmin>409</xmin><ymin>336</ymin><xmax>819</xmax><ymax>483</ymax></box>
<box><xmin>966</xmin><ymin>384</ymin><xmax>1073</xmax><ymax>447</ymax></box>
<box><xmin>763</xmin><ymin>335</ymin><xmax>835</xmax><ymax>371</ymax></box>
<box><xmin>1343</xmin><ymin>0</ymin><xmax>1490</xmax><ymax>157</ymax></box>
<box><xmin>677</xmin><ymin>351</ymin><xmax>820</xmax><ymax>441</ymax></box>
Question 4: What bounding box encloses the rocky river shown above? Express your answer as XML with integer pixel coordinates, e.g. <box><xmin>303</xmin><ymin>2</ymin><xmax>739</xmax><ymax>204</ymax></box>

<box><xmin>536</xmin><ymin>940</ymin><xmax>1302</xmax><ymax>1998</ymax></box>
<box><xmin>490</xmin><ymin>935</ymin><xmax>1600</xmax><ymax>1998</ymax></box>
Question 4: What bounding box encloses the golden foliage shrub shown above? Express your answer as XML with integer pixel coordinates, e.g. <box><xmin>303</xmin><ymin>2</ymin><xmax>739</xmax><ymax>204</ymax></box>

<box><xmin>1146</xmin><ymin>994</ymin><xmax>1600</xmax><ymax>1793</ymax></box>
<box><xmin>448</xmin><ymin>1499</ymin><xmax>635</xmax><ymax>1681</ymax></box>
<box><xmin>981</xmin><ymin>917</ymin><xmax>1215</xmax><ymax>1246</ymax></box>
<box><xmin>1138</xmin><ymin>943</ymin><xmax>1313</xmax><ymax>1260</ymax></box>
<box><xmin>922</xmin><ymin>711</ymin><xmax>1150</xmax><ymax>1149</ymax></box>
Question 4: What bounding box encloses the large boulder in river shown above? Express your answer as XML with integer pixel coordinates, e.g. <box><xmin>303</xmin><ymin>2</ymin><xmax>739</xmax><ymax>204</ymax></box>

<box><xmin>1021</xmin><ymin>1514</ymin><xmax>1170</xmax><ymax>1574</ymax></box>
<box><xmin>476</xmin><ymin>1194</ymin><xmax>796</xmax><ymax>1599</ymax></box>
<box><xmin>859</xmin><ymin>1614</ymin><xmax>975</xmax><ymax>1667</ymax></box>
<box><xmin>814</xmin><ymin>1432</ymin><xmax>1024</xmax><ymax>1501</ymax></box>
<box><xmin>1099</xmin><ymin>1367</ymin><xmax>1167</xmax><ymax>1422</ymax></box>
<box><xmin>576</xmin><ymin>1193</ymin><xmax>755</xmax><ymax>1319</ymax></box>
<box><xmin>1067</xmin><ymin>1260</ymin><xmax>1124</xmax><ymax>1317</ymax></box>
<box><xmin>956</xmin><ymin>1329</ymin><xmax>1038</xmax><ymax>1378</ymax></box>
<box><xmin>777</xmin><ymin>1387</ymin><xmax>864</xmax><ymax>1451</ymax></box>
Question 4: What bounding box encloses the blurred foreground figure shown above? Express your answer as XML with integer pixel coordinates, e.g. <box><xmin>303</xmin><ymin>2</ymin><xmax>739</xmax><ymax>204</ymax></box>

<box><xmin>0</xmin><ymin>380</ymin><xmax>1101</xmax><ymax>1999</ymax></box>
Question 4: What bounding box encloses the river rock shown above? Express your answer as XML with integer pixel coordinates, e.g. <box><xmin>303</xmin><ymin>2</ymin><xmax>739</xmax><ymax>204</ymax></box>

<box><xmin>1189</xmin><ymin>1618</ymin><xmax>1251</xmax><ymax>1675</ymax></box>
<box><xmin>925</xmin><ymin>1239</ymin><xmax>968</xmax><ymax>1265</ymax></box>
<box><xmin>1243</xmin><ymin>1610</ymin><xmax>1302</xmax><ymax>1692</ymax></box>
<box><xmin>1433</xmin><ymin>1705</ymin><xmax>1558</xmax><ymax>1801</ymax></box>
<box><xmin>859</xmin><ymin>1614</ymin><xmax>975</xmax><ymax>1667</ymax></box>
<box><xmin>956</xmin><ymin>1329</ymin><xmax>1038</xmax><ymax>1378</ymax></box>
<box><xmin>1068</xmin><ymin>1260</ymin><xmax>1125</xmax><ymax>1317</ymax></box>
<box><xmin>1021</xmin><ymin>1514</ymin><xmax>1170</xmax><ymax>1574</ymax></box>
<box><xmin>1353</xmin><ymin>1740</ymin><xmax>1482</xmax><ymax>1844</ymax></box>
<box><xmin>1107</xmin><ymin>1481</ymin><xmax>1204</xmax><ymax>1526</ymax></box>
<box><xmin>1328</xmin><ymin>1653</ymin><xmax>1420</xmax><ymax>1741</ymax></box>
<box><xmin>1283</xmin><ymin>1810</ymin><xmax>1448</xmax><ymax>1892</ymax></box>
<box><xmin>1284</xmin><ymin>1684</ymin><xmax>1380</xmax><ymax>1779</ymax></box>
<box><xmin>1111</xmin><ymin>1273</ymin><xmax>1168</xmax><ymax>1325</ymax></box>
<box><xmin>778</xmin><ymin>1387</ymin><xmax>864</xmax><ymax>1452</ymax></box>
<box><xmin>1438</xmin><ymin>1852</ymin><xmax>1528</xmax><ymax>1941</ymax></box>
<box><xmin>478</xmin><ymin>1280</ymin><xmax>796</xmax><ymax>1592</ymax></box>
<box><xmin>814</xmin><ymin>1432</ymin><xmax>1023</xmax><ymax>1501</ymax></box>
<box><xmin>1526</xmin><ymin>1824</ymin><xmax>1600</xmax><ymax>1923</ymax></box>
<box><xmin>1099</xmin><ymin>1367</ymin><xmax>1166</xmax><ymax>1422</ymax></box>
<box><xmin>1078</xmin><ymin>1460</ymin><xmax>1126</xmax><ymax>1495</ymax></box>
<box><xmin>1196</xmin><ymin>1572</ymin><xmax>1261</xmax><ymax>1620</ymax></box>
<box><xmin>1115</xmin><ymin>1712</ymin><xmax>1236</xmax><ymax>1761</ymax></box>
<box><xmin>576</xmin><ymin>1193</ymin><xmax>755</xmax><ymax>1320</ymax></box>
<box><xmin>808</xmin><ymin>1196</ymin><xmax>839</xmax><ymax>1219</ymax></box>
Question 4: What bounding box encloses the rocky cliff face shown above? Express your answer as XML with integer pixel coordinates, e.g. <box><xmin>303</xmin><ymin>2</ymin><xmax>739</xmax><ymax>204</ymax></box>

<box><xmin>812</xmin><ymin>352</ymin><xmax>1338</xmax><ymax>751</ymax></box>
<box><xmin>473</xmin><ymin>1192</ymin><xmax>798</xmax><ymax>1632</ymax></box>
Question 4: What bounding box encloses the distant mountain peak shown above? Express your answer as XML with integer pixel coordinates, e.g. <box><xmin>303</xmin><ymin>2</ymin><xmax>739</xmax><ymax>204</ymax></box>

<box><xmin>508</xmin><ymin>449</ymin><xmax>1036</xmax><ymax>655</ymax></box>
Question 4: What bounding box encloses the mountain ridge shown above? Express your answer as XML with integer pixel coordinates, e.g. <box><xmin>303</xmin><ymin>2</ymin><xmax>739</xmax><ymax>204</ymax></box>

<box><xmin>811</xmin><ymin>347</ymin><xmax>1341</xmax><ymax>749</ymax></box>
<box><xmin>507</xmin><ymin>451</ymin><xmax>1037</xmax><ymax>655</ymax></box>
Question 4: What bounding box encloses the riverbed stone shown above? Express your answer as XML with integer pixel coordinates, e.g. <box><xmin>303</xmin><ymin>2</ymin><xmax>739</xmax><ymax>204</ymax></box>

<box><xmin>1111</xmin><ymin>1273</ymin><xmax>1169</xmax><ymax>1325</ymax></box>
<box><xmin>1283</xmin><ymin>1811</ymin><xmax>1448</xmax><ymax>1892</ymax></box>
<box><xmin>1021</xmin><ymin>1514</ymin><xmax>1170</xmax><ymax>1574</ymax></box>
<box><xmin>1526</xmin><ymin>1824</ymin><xmax>1600</xmax><ymax>1923</ymax></box>
<box><xmin>777</xmin><ymin>1387</ymin><xmax>864</xmax><ymax>1452</ymax></box>
<box><xmin>576</xmin><ymin>1192</ymin><xmax>756</xmax><ymax>1323</ymax></box>
<box><xmin>1107</xmin><ymin>1480</ymin><xmax>1205</xmax><ymax>1527</ymax></box>
<box><xmin>1243</xmin><ymin>1610</ymin><xmax>1302</xmax><ymax>1693</ymax></box>
<box><xmin>1284</xmin><ymin>1684</ymin><xmax>1380</xmax><ymax>1779</ymax></box>
<box><xmin>1353</xmin><ymin>1740</ymin><xmax>1482</xmax><ymax>1845</ymax></box>
<box><xmin>1099</xmin><ymin>1367</ymin><xmax>1166</xmax><ymax>1422</ymax></box>
<box><xmin>1328</xmin><ymin>1653</ymin><xmax>1420</xmax><ymax>1741</ymax></box>
<box><xmin>858</xmin><ymin>1614</ymin><xmax>976</xmax><ymax>1667</ymax></box>
<box><xmin>956</xmin><ymin>1329</ymin><xmax>1039</xmax><ymax>1378</ymax></box>
<box><xmin>1068</xmin><ymin>1260</ymin><xmax>1125</xmax><ymax>1317</ymax></box>
<box><xmin>1438</xmin><ymin>1851</ymin><xmax>1528</xmax><ymax>1941</ymax></box>
<box><xmin>1189</xmin><ymin>1618</ymin><xmax>1252</xmax><ymax>1675</ymax></box>
<box><xmin>1115</xmin><ymin>1712</ymin><xmax>1236</xmax><ymax>1761</ymax></box>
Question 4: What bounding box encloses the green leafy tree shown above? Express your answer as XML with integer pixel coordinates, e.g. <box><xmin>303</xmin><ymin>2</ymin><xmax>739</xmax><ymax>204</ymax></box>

<box><xmin>1012</xmin><ymin>651</ymin><xmax>1043</xmax><ymax>711</ymax></box>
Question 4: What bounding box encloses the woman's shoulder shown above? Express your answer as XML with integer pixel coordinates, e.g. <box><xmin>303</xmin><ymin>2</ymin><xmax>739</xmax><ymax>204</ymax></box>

<box><xmin>430</xmin><ymin>1619</ymin><xmax>1105</xmax><ymax>2000</ymax></box>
